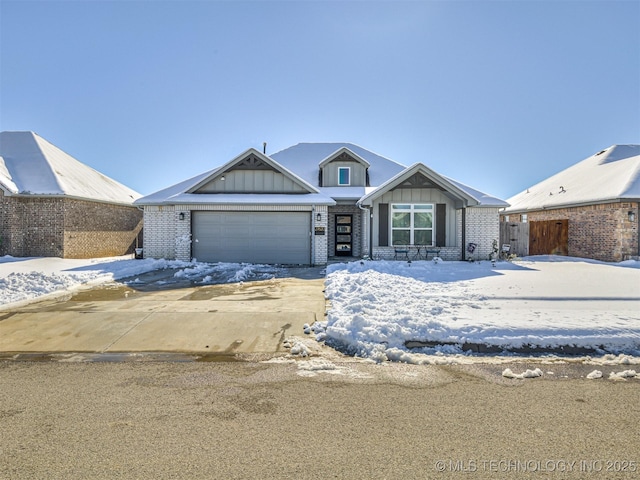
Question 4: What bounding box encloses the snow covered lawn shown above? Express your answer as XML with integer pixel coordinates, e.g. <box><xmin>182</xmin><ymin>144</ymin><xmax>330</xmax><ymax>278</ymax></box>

<box><xmin>316</xmin><ymin>256</ymin><xmax>640</xmax><ymax>362</ymax></box>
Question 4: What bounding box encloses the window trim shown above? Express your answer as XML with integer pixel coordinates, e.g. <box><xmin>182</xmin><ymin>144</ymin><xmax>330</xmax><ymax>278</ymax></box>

<box><xmin>390</xmin><ymin>203</ymin><xmax>434</xmax><ymax>246</ymax></box>
<box><xmin>338</xmin><ymin>167</ymin><xmax>351</xmax><ymax>186</ymax></box>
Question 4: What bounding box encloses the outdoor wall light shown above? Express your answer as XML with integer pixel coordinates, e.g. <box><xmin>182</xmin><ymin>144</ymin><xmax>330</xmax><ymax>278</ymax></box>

<box><xmin>316</xmin><ymin>213</ymin><xmax>322</xmax><ymax>222</ymax></box>
<box><xmin>179</xmin><ymin>212</ymin><xmax>185</xmax><ymax>221</ymax></box>
<box><xmin>629</xmin><ymin>211</ymin><xmax>636</xmax><ymax>222</ymax></box>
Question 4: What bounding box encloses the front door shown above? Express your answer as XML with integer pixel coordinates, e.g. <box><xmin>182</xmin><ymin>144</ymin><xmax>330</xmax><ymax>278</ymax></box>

<box><xmin>335</xmin><ymin>215</ymin><xmax>352</xmax><ymax>256</ymax></box>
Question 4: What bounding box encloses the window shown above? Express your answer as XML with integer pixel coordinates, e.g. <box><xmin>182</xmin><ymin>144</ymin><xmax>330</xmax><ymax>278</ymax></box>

<box><xmin>521</xmin><ymin>214</ymin><xmax>528</xmax><ymax>223</ymax></box>
<box><xmin>391</xmin><ymin>204</ymin><xmax>433</xmax><ymax>245</ymax></box>
<box><xmin>338</xmin><ymin>167</ymin><xmax>350</xmax><ymax>185</ymax></box>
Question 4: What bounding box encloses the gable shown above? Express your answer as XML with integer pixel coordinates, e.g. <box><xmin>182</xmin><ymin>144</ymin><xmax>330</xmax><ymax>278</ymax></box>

<box><xmin>188</xmin><ymin>149</ymin><xmax>317</xmax><ymax>195</ymax></box>
<box><xmin>392</xmin><ymin>172</ymin><xmax>445</xmax><ymax>190</ymax></box>
<box><xmin>360</xmin><ymin>163</ymin><xmax>481</xmax><ymax>208</ymax></box>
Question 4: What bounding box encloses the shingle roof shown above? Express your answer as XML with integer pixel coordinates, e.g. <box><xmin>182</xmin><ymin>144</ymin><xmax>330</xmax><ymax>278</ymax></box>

<box><xmin>503</xmin><ymin>145</ymin><xmax>640</xmax><ymax>213</ymax></box>
<box><xmin>0</xmin><ymin>131</ymin><xmax>140</xmax><ymax>204</ymax></box>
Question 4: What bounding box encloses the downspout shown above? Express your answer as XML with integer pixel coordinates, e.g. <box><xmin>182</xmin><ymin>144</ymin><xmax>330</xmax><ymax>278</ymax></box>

<box><xmin>311</xmin><ymin>206</ymin><xmax>315</xmax><ymax>266</ymax></box>
<box><xmin>637</xmin><ymin>202</ymin><xmax>640</xmax><ymax>259</ymax></box>
<box><xmin>461</xmin><ymin>207</ymin><xmax>466</xmax><ymax>261</ymax></box>
<box><xmin>357</xmin><ymin>201</ymin><xmax>372</xmax><ymax>259</ymax></box>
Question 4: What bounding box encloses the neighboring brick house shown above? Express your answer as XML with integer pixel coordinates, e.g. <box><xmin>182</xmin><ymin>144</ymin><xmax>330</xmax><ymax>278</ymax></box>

<box><xmin>0</xmin><ymin>131</ymin><xmax>143</xmax><ymax>258</ymax></box>
<box><xmin>501</xmin><ymin>145</ymin><xmax>640</xmax><ymax>262</ymax></box>
<box><xmin>136</xmin><ymin>143</ymin><xmax>508</xmax><ymax>265</ymax></box>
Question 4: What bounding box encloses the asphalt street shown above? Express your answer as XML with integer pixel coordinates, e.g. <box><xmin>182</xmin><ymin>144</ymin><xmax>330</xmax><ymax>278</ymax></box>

<box><xmin>1</xmin><ymin>359</ymin><xmax>638</xmax><ymax>479</ymax></box>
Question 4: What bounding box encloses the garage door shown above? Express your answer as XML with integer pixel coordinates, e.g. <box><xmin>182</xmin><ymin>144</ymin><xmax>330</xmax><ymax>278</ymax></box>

<box><xmin>192</xmin><ymin>211</ymin><xmax>311</xmax><ymax>264</ymax></box>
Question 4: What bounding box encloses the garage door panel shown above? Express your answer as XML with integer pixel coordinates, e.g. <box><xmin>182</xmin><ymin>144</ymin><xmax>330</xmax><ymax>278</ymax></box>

<box><xmin>192</xmin><ymin>212</ymin><xmax>311</xmax><ymax>264</ymax></box>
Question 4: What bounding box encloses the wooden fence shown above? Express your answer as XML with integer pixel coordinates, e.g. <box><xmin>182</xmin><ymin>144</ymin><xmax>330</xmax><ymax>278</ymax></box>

<box><xmin>499</xmin><ymin>222</ymin><xmax>529</xmax><ymax>257</ymax></box>
<box><xmin>529</xmin><ymin>219</ymin><xmax>569</xmax><ymax>256</ymax></box>
<box><xmin>500</xmin><ymin>219</ymin><xmax>569</xmax><ymax>257</ymax></box>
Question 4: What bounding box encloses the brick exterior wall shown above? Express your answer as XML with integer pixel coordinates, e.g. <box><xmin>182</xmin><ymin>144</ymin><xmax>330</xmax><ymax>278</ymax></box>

<box><xmin>462</xmin><ymin>207</ymin><xmax>501</xmax><ymax>261</ymax></box>
<box><xmin>142</xmin><ymin>206</ymin><xmax>177</xmax><ymax>259</ymax></box>
<box><xmin>0</xmin><ymin>190</ymin><xmax>142</xmax><ymax>258</ymax></box>
<box><xmin>313</xmin><ymin>206</ymin><xmax>329</xmax><ymax>265</ymax></box>
<box><xmin>509</xmin><ymin>202</ymin><xmax>639</xmax><ymax>262</ymax></box>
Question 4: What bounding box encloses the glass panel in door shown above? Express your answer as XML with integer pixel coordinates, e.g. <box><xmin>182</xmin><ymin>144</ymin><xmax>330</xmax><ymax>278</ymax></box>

<box><xmin>335</xmin><ymin>215</ymin><xmax>352</xmax><ymax>256</ymax></box>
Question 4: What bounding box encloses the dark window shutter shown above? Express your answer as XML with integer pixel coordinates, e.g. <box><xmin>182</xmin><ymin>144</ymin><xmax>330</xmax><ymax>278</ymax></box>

<box><xmin>379</xmin><ymin>203</ymin><xmax>389</xmax><ymax>246</ymax></box>
<box><xmin>436</xmin><ymin>203</ymin><xmax>446</xmax><ymax>247</ymax></box>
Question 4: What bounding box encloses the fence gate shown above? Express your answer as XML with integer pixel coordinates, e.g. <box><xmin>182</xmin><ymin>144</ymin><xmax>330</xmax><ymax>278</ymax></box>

<box><xmin>499</xmin><ymin>222</ymin><xmax>529</xmax><ymax>257</ymax></box>
<box><xmin>529</xmin><ymin>219</ymin><xmax>568</xmax><ymax>256</ymax></box>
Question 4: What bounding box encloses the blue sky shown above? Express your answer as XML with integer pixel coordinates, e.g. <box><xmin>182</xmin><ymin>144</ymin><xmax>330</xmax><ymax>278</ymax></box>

<box><xmin>1</xmin><ymin>0</ymin><xmax>639</xmax><ymax>199</ymax></box>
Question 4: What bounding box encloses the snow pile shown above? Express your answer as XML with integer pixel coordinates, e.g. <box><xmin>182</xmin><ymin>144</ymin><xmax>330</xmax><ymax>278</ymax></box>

<box><xmin>586</xmin><ymin>370</ymin><xmax>603</xmax><ymax>379</ymax></box>
<box><xmin>296</xmin><ymin>359</ymin><xmax>341</xmax><ymax>376</ymax></box>
<box><xmin>0</xmin><ymin>256</ymin><xmax>278</xmax><ymax>308</ymax></box>
<box><xmin>172</xmin><ymin>261</ymin><xmax>274</xmax><ymax>284</ymax></box>
<box><xmin>0</xmin><ymin>256</ymin><xmax>182</xmax><ymax>307</ymax></box>
<box><xmin>608</xmin><ymin>370</ymin><xmax>638</xmax><ymax>381</ymax></box>
<box><xmin>320</xmin><ymin>258</ymin><xmax>640</xmax><ymax>362</ymax></box>
<box><xmin>502</xmin><ymin>368</ymin><xmax>544</xmax><ymax>379</ymax></box>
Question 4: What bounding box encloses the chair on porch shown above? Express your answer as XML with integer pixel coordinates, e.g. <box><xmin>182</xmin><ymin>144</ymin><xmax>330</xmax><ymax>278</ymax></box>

<box><xmin>393</xmin><ymin>245</ymin><xmax>410</xmax><ymax>260</ymax></box>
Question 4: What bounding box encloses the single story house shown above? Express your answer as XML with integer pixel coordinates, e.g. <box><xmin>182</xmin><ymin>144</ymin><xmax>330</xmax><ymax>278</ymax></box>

<box><xmin>500</xmin><ymin>144</ymin><xmax>640</xmax><ymax>262</ymax></box>
<box><xmin>0</xmin><ymin>131</ymin><xmax>143</xmax><ymax>258</ymax></box>
<box><xmin>136</xmin><ymin>143</ymin><xmax>508</xmax><ymax>265</ymax></box>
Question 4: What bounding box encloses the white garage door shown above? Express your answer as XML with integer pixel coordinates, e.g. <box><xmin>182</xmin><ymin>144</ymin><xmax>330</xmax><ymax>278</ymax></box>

<box><xmin>192</xmin><ymin>211</ymin><xmax>311</xmax><ymax>264</ymax></box>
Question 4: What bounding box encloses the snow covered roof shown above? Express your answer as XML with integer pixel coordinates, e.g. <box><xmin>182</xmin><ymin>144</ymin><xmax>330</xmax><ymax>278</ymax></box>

<box><xmin>272</xmin><ymin>143</ymin><xmax>506</xmax><ymax>207</ymax></box>
<box><xmin>135</xmin><ymin>148</ymin><xmax>336</xmax><ymax>206</ymax></box>
<box><xmin>270</xmin><ymin>142</ymin><xmax>406</xmax><ymax>187</ymax></box>
<box><xmin>0</xmin><ymin>131</ymin><xmax>140</xmax><ymax>205</ymax></box>
<box><xmin>503</xmin><ymin>145</ymin><xmax>640</xmax><ymax>213</ymax></box>
<box><xmin>137</xmin><ymin>142</ymin><xmax>507</xmax><ymax>207</ymax></box>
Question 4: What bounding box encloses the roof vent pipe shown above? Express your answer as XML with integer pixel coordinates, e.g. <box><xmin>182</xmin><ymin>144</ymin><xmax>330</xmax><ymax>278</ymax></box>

<box><xmin>263</xmin><ymin>142</ymin><xmax>267</xmax><ymax>154</ymax></box>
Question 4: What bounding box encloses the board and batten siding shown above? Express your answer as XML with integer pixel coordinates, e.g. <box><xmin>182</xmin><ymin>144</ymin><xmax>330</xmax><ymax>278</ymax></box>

<box><xmin>195</xmin><ymin>170</ymin><xmax>308</xmax><ymax>194</ymax></box>
<box><xmin>322</xmin><ymin>161</ymin><xmax>367</xmax><ymax>187</ymax></box>
<box><xmin>371</xmin><ymin>189</ymin><xmax>458</xmax><ymax>248</ymax></box>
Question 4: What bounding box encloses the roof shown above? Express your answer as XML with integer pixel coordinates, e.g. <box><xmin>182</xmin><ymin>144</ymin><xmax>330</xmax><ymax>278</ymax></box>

<box><xmin>358</xmin><ymin>162</ymin><xmax>509</xmax><ymax>208</ymax></box>
<box><xmin>137</xmin><ymin>142</ymin><xmax>506</xmax><ymax>207</ymax></box>
<box><xmin>0</xmin><ymin>131</ymin><xmax>140</xmax><ymax>205</ymax></box>
<box><xmin>503</xmin><ymin>145</ymin><xmax>640</xmax><ymax>213</ymax></box>
<box><xmin>134</xmin><ymin>149</ymin><xmax>335</xmax><ymax>206</ymax></box>
<box><xmin>270</xmin><ymin>142</ymin><xmax>406</xmax><ymax>187</ymax></box>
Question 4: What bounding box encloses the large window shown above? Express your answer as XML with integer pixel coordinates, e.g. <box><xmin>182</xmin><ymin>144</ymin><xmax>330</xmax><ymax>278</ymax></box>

<box><xmin>391</xmin><ymin>204</ymin><xmax>434</xmax><ymax>245</ymax></box>
<box><xmin>338</xmin><ymin>167</ymin><xmax>350</xmax><ymax>185</ymax></box>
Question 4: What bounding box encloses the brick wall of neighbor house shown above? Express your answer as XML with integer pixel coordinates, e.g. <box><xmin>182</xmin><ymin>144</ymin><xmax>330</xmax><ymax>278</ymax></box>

<box><xmin>521</xmin><ymin>202</ymin><xmax>639</xmax><ymax>262</ymax></box>
<box><xmin>460</xmin><ymin>207</ymin><xmax>501</xmax><ymax>261</ymax></box>
<box><xmin>0</xmin><ymin>192</ymin><xmax>142</xmax><ymax>258</ymax></box>
<box><xmin>63</xmin><ymin>199</ymin><xmax>143</xmax><ymax>258</ymax></box>
<box><xmin>328</xmin><ymin>205</ymin><xmax>363</xmax><ymax>258</ymax></box>
<box><xmin>0</xmin><ymin>192</ymin><xmax>65</xmax><ymax>257</ymax></box>
<box><xmin>143</xmin><ymin>206</ymin><xmax>178</xmax><ymax>259</ymax></box>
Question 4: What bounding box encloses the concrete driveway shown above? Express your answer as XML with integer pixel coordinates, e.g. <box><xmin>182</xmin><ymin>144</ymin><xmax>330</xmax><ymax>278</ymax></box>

<box><xmin>0</xmin><ymin>266</ymin><xmax>326</xmax><ymax>356</ymax></box>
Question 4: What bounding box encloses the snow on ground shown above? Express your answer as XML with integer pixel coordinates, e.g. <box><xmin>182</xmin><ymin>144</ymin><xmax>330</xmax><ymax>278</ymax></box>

<box><xmin>2</xmin><ymin>254</ymin><xmax>640</xmax><ymax>369</ymax></box>
<box><xmin>317</xmin><ymin>256</ymin><xmax>640</xmax><ymax>363</ymax></box>
<box><xmin>0</xmin><ymin>255</ymin><xmax>276</xmax><ymax>309</ymax></box>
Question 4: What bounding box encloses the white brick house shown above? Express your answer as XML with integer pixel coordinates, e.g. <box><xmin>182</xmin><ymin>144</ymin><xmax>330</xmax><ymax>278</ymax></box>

<box><xmin>136</xmin><ymin>143</ymin><xmax>507</xmax><ymax>265</ymax></box>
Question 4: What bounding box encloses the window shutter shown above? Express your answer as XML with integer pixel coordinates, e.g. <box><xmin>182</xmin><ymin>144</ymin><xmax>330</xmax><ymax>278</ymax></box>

<box><xmin>436</xmin><ymin>204</ymin><xmax>446</xmax><ymax>247</ymax></box>
<box><xmin>379</xmin><ymin>203</ymin><xmax>389</xmax><ymax>246</ymax></box>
